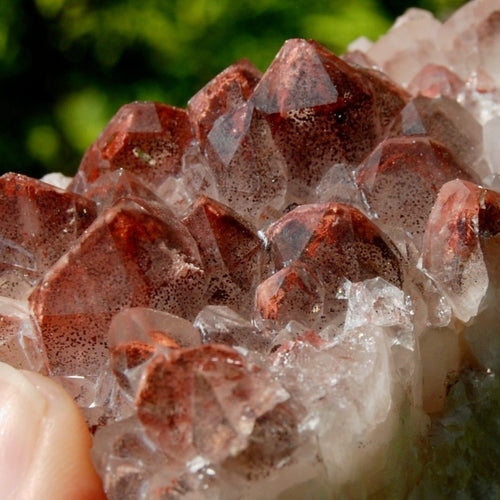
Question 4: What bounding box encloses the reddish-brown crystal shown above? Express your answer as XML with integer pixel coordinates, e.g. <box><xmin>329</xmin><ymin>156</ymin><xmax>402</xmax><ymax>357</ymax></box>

<box><xmin>109</xmin><ymin>307</ymin><xmax>202</xmax><ymax>396</ymax></box>
<box><xmin>203</xmin><ymin>101</ymin><xmax>288</xmax><ymax>219</ymax></box>
<box><xmin>255</xmin><ymin>261</ymin><xmax>324</xmax><ymax>327</ymax></box>
<box><xmin>388</xmin><ymin>95</ymin><xmax>483</xmax><ymax>169</ymax></box>
<box><xmin>356</xmin><ymin>135</ymin><xmax>477</xmax><ymax>246</ymax></box>
<box><xmin>184</xmin><ymin>195</ymin><xmax>264</xmax><ymax>313</ymax></box>
<box><xmin>71</xmin><ymin>102</ymin><xmax>194</xmax><ymax>192</ymax></box>
<box><xmin>188</xmin><ymin>58</ymin><xmax>262</xmax><ymax>145</ymax></box>
<box><xmin>4</xmin><ymin>8</ymin><xmax>499</xmax><ymax>495</ymax></box>
<box><xmin>251</xmin><ymin>39</ymin><xmax>408</xmax><ymax>194</ymax></box>
<box><xmin>28</xmin><ymin>198</ymin><xmax>206</xmax><ymax>376</ymax></box>
<box><xmin>0</xmin><ymin>173</ymin><xmax>97</xmax><ymax>297</ymax></box>
<box><xmin>266</xmin><ymin>202</ymin><xmax>402</xmax><ymax>318</ymax></box>
<box><xmin>135</xmin><ymin>344</ymin><xmax>287</xmax><ymax>463</ymax></box>
<box><xmin>356</xmin><ymin>65</ymin><xmax>412</xmax><ymax>132</ymax></box>
<box><xmin>111</xmin><ymin>335</ymin><xmax>183</xmax><ymax>396</ymax></box>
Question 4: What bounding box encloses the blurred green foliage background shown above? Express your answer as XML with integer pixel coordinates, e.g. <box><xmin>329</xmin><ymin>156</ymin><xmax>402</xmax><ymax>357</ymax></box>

<box><xmin>0</xmin><ymin>0</ymin><xmax>467</xmax><ymax>178</ymax></box>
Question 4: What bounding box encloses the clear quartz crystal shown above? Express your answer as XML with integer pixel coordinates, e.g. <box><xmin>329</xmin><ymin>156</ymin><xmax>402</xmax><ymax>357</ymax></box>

<box><xmin>366</xmin><ymin>8</ymin><xmax>445</xmax><ymax>85</ymax></box>
<box><xmin>2</xmin><ymin>3</ymin><xmax>500</xmax><ymax>497</ymax></box>
<box><xmin>194</xmin><ymin>305</ymin><xmax>270</xmax><ymax>351</ymax></box>
<box><xmin>0</xmin><ymin>297</ymin><xmax>47</xmax><ymax>372</ymax></box>
<box><xmin>483</xmin><ymin>116</ymin><xmax>500</xmax><ymax>176</ymax></box>
<box><xmin>342</xmin><ymin>278</ymin><xmax>414</xmax><ymax>350</ymax></box>
<box><xmin>157</xmin><ymin>143</ymin><xmax>219</xmax><ymax>218</ymax></box>
<box><xmin>40</xmin><ymin>172</ymin><xmax>73</xmax><ymax>189</ymax></box>
<box><xmin>315</xmin><ymin>163</ymin><xmax>364</xmax><ymax>209</ymax></box>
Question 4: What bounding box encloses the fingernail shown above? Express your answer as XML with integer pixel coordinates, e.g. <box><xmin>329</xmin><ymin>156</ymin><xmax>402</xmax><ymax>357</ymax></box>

<box><xmin>0</xmin><ymin>362</ymin><xmax>47</xmax><ymax>498</ymax></box>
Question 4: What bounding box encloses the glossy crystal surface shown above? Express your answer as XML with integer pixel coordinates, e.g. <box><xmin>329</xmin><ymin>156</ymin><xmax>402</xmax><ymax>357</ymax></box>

<box><xmin>1</xmin><ymin>2</ymin><xmax>500</xmax><ymax>497</ymax></box>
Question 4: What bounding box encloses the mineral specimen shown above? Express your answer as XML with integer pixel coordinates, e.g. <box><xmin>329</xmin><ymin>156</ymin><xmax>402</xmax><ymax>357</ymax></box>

<box><xmin>355</xmin><ymin>135</ymin><xmax>477</xmax><ymax>251</ymax></box>
<box><xmin>0</xmin><ymin>173</ymin><xmax>97</xmax><ymax>298</ymax></box>
<box><xmin>1</xmin><ymin>0</ymin><xmax>500</xmax><ymax>498</ymax></box>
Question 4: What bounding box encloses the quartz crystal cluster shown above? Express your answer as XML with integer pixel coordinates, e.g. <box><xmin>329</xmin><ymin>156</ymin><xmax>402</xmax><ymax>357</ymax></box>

<box><xmin>1</xmin><ymin>0</ymin><xmax>500</xmax><ymax>497</ymax></box>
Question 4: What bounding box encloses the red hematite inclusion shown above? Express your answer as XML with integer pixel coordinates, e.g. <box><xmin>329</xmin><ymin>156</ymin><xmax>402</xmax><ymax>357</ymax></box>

<box><xmin>251</xmin><ymin>39</ymin><xmax>409</xmax><ymax>192</ymax></box>
<box><xmin>2</xmin><ymin>4</ymin><xmax>500</xmax><ymax>494</ymax></box>
<box><xmin>0</xmin><ymin>172</ymin><xmax>97</xmax><ymax>298</ymax></box>
<box><xmin>135</xmin><ymin>343</ymin><xmax>287</xmax><ymax>464</ymax></box>
<box><xmin>265</xmin><ymin>202</ymin><xmax>402</xmax><ymax>320</ymax></box>
<box><xmin>28</xmin><ymin>197</ymin><xmax>206</xmax><ymax>376</ymax></box>
<box><xmin>356</xmin><ymin>135</ymin><xmax>478</xmax><ymax>247</ymax></box>
<box><xmin>256</xmin><ymin>261</ymin><xmax>325</xmax><ymax>327</ymax></box>
<box><xmin>71</xmin><ymin>102</ymin><xmax>193</xmax><ymax>192</ymax></box>
<box><xmin>183</xmin><ymin>195</ymin><xmax>264</xmax><ymax>313</ymax></box>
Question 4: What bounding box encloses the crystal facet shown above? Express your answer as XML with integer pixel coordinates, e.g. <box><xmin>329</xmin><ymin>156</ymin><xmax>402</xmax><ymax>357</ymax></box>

<box><xmin>29</xmin><ymin>197</ymin><xmax>206</xmax><ymax>376</ymax></box>
<box><xmin>188</xmin><ymin>58</ymin><xmax>262</xmax><ymax>146</ymax></box>
<box><xmin>71</xmin><ymin>102</ymin><xmax>194</xmax><ymax>193</ymax></box>
<box><xmin>356</xmin><ymin>135</ymin><xmax>477</xmax><ymax>249</ymax></box>
<box><xmin>266</xmin><ymin>202</ymin><xmax>402</xmax><ymax>320</ymax></box>
<box><xmin>134</xmin><ymin>343</ymin><xmax>288</xmax><ymax>464</ymax></box>
<box><xmin>183</xmin><ymin>196</ymin><xmax>264</xmax><ymax>314</ymax></box>
<box><xmin>0</xmin><ymin>173</ymin><xmax>97</xmax><ymax>298</ymax></box>
<box><xmin>1</xmin><ymin>4</ymin><xmax>500</xmax><ymax>497</ymax></box>
<box><xmin>252</xmin><ymin>39</ymin><xmax>408</xmax><ymax>197</ymax></box>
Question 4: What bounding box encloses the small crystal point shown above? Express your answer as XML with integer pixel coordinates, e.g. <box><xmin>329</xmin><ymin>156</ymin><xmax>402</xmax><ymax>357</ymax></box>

<box><xmin>109</xmin><ymin>307</ymin><xmax>201</xmax><ymax>395</ymax></box>
<box><xmin>71</xmin><ymin>102</ymin><xmax>194</xmax><ymax>192</ymax></box>
<box><xmin>255</xmin><ymin>261</ymin><xmax>325</xmax><ymax>328</ymax></box>
<box><xmin>252</xmin><ymin>39</ymin><xmax>343</xmax><ymax>114</ymax></box>
<box><xmin>135</xmin><ymin>344</ymin><xmax>288</xmax><ymax>463</ymax></box>
<box><xmin>420</xmin><ymin>179</ymin><xmax>500</xmax><ymax>323</ymax></box>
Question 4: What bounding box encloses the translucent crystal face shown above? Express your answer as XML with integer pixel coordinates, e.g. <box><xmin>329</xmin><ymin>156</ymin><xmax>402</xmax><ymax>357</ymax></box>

<box><xmin>188</xmin><ymin>58</ymin><xmax>262</xmax><ymax>146</ymax></box>
<box><xmin>265</xmin><ymin>202</ymin><xmax>402</xmax><ymax>324</ymax></box>
<box><xmin>71</xmin><ymin>102</ymin><xmax>194</xmax><ymax>192</ymax></box>
<box><xmin>420</xmin><ymin>179</ymin><xmax>500</xmax><ymax>324</ymax></box>
<box><xmin>0</xmin><ymin>173</ymin><xmax>97</xmax><ymax>298</ymax></box>
<box><xmin>356</xmin><ymin>135</ymin><xmax>477</xmax><ymax>249</ymax></box>
<box><xmin>134</xmin><ymin>343</ymin><xmax>288</xmax><ymax>465</ymax></box>
<box><xmin>251</xmin><ymin>38</ymin><xmax>409</xmax><ymax>199</ymax></box>
<box><xmin>2</xmin><ymin>2</ymin><xmax>500</xmax><ymax>497</ymax></box>
<box><xmin>28</xmin><ymin>197</ymin><xmax>206</xmax><ymax>376</ymax></box>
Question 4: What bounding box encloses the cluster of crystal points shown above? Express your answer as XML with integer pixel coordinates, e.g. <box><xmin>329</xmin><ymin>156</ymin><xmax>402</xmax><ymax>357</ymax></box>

<box><xmin>2</xmin><ymin>0</ymin><xmax>500</xmax><ymax>497</ymax></box>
